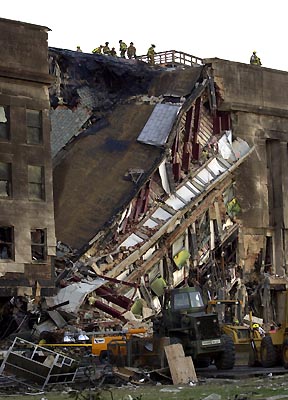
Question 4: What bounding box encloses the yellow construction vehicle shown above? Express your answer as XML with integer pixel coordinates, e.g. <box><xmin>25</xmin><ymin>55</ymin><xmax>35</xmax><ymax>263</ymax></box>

<box><xmin>207</xmin><ymin>299</ymin><xmax>262</xmax><ymax>366</ymax></box>
<box><xmin>91</xmin><ymin>327</ymin><xmax>147</xmax><ymax>363</ymax></box>
<box><xmin>41</xmin><ymin>327</ymin><xmax>147</xmax><ymax>364</ymax></box>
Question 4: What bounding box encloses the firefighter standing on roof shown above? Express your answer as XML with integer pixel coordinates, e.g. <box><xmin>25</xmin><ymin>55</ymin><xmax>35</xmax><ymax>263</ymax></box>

<box><xmin>147</xmin><ymin>44</ymin><xmax>156</xmax><ymax>65</ymax></box>
<box><xmin>250</xmin><ymin>51</ymin><xmax>262</xmax><ymax>66</ymax></box>
<box><xmin>103</xmin><ymin>42</ymin><xmax>111</xmax><ymax>55</ymax></box>
<box><xmin>119</xmin><ymin>40</ymin><xmax>127</xmax><ymax>58</ymax></box>
<box><xmin>127</xmin><ymin>42</ymin><xmax>137</xmax><ymax>59</ymax></box>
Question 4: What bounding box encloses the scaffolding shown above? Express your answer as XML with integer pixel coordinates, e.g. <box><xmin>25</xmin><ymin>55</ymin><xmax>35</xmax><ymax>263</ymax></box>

<box><xmin>0</xmin><ymin>337</ymin><xmax>78</xmax><ymax>389</ymax></box>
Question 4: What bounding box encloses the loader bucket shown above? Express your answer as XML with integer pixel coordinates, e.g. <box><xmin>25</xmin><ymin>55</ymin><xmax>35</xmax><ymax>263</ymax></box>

<box><xmin>234</xmin><ymin>342</ymin><xmax>253</xmax><ymax>366</ymax></box>
<box><xmin>222</xmin><ymin>325</ymin><xmax>261</xmax><ymax>366</ymax></box>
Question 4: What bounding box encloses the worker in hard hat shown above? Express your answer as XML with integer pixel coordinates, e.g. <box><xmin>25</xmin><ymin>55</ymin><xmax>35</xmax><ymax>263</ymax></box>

<box><xmin>250</xmin><ymin>51</ymin><xmax>262</xmax><ymax>66</ymax></box>
<box><xmin>76</xmin><ymin>46</ymin><xmax>82</xmax><ymax>52</ymax></box>
<box><xmin>252</xmin><ymin>323</ymin><xmax>265</xmax><ymax>336</ymax></box>
<box><xmin>92</xmin><ymin>45</ymin><xmax>103</xmax><ymax>54</ymax></box>
<box><xmin>127</xmin><ymin>42</ymin><xmax>137</xmax><ymax>59</ymax></box>
<box><xmin>147</xmin><ymin>44</ymin><xmax>156</xmax><ymax>65</ymax></box>
<box><xmin>103</xmin><ymin>42</ymin><xmax>111</xmax><ymax>55</ymax></box>
<box><xmin>119</xmin><ymin>40</ymin><xmax>127</xmax><ymax>58</ymax></box>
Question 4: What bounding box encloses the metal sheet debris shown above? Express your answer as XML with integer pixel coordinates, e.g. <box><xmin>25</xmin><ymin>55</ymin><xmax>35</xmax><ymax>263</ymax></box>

<box><xmin>137</xmin><ymin>103</ymin><xmax>181</xmax><ymax>146</ymax></box>
<box><xmin>46</xmin><ymin>278</ymin><xmax>106</xmax><ymax>313</ymax></box>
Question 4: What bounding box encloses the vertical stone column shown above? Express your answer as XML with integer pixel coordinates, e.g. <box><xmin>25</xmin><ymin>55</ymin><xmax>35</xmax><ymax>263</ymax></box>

<box><xmin>281</xmin><ymin>141</ymin><xmax>288</xmax><ymax>275</ymax></box>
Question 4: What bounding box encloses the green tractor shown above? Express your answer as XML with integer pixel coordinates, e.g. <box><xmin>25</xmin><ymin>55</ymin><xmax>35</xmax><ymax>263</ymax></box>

<box><xmin>153</xmin><ymin>287</ymin><xmax>235</xmax><ymax>369</ymax></box>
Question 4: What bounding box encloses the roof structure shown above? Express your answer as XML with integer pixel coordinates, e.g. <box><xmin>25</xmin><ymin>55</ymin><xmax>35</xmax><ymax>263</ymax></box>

<box><xmin>49</xmin><ymin>48</ymin><xmax>205</xmax><ymax>251</ymax></box>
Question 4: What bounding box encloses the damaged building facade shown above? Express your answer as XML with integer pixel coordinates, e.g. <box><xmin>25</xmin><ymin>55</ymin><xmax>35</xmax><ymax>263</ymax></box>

<box><xmin>1</xmin><ymin>14</ymin><xmax>288</xmax><ymax>343</ymax></box>
<box><xmin>47</xmin><ymin>47</ymin><xmax>263</xmax><ymax>327</ymax></box>
<box><xmin>209</xmin><ymin>59</ymin><xmax>288</xmax><ymax>321</ymax></box>
<box><xmin>48</xmin><ymin>48</ymin><xmax>288</xmax><ymax>329</ymax></box>
<box><xmin>0</xmin><ymin>18</ymin><xmax>56</xmax><ymax>303</ymax></box>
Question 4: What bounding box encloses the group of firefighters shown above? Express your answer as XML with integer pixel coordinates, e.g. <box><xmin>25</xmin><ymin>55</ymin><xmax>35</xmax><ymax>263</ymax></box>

<box><xmin>77</xmin><ymin>45</ymin><xmax>262</xmax><ymax>68</ymax></box>
<box><xmin>77</xmin><ymin>42</ymin><xmax>156</xmax><ymax>64</ymax></box>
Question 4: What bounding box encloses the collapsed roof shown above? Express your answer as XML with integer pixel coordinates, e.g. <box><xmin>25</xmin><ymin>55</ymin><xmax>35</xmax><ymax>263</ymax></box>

<box><xmin>48</xmin><ymin>48</ymin><xmax>257</xmax><ymax>324</ymax></box>
<box><xmin>50</xmin><ymin>48</ymin><xmax>205</xmax><ymax>252</ymax></box>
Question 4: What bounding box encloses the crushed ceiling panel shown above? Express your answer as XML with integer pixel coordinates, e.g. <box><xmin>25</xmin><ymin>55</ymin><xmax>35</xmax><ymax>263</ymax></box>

<box><xmin>121</xmin><ymin>233</ymin><xmax>144</xmax><ymax>248</ymax></box>
<box><xmin>151</xmin><ymin>207</ymin><xmax>173</xmax><ymax>221</ymax></box>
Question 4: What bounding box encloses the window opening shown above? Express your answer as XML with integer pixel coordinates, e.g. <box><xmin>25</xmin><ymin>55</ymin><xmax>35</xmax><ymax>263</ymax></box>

<box><xmin>0</xmin><ymin>106</ymin><xmax>9</xmax><ymax>140</ymax></box>
<box><xmin>27</xmin><ymin>110</ymin><xmax>42</xmax><ymax>144</ymax></box>
<box><xmin>28</xmin><ymin>165</ymin><xmax>45</xmax><ymax>200</ymax></box>
<box><xmin>31</xmin><ymin>229</ymin><xmax>46</xmax><ymax>261</ymax></box>
<box><xmin>0</xmin><ymin>162</ymin><xmax>11</xmax><ymax>197</ymax></box>
<box><xmin>174</xmin><ymin>292</ymin><xmax>189</xmax><ymax>309</ymax></box>
<box><xmin>0</xmin><ymin>226</ymin><xmax>14</xmax><ymax>260</ymax></box>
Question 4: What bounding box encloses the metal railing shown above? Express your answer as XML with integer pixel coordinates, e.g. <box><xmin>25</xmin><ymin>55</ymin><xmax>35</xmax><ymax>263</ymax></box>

<box><xmin>137</xmin><ymin>50</ymin><xmax>203</xmax><ymax>67</ymax></box>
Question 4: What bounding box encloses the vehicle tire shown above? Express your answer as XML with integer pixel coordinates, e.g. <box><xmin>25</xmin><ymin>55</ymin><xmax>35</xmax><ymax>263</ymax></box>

<box><xmin>99</xmin><ymin>350</ymin><xmax>114</xmax><ymax>364</ymax></box>
<box><xmin>214</xmin><ymin>334</ymin><xmax>235</xmax><ymax>370</ymax></box>
<box><xmin>282</xmin><ymin>339</ymin><xmax>288</xmax><ymax>368</ymax></box>
<box><xmin>260</xmin><ymin>336</ymin><xmax>276</xmax><ymax>367</ymax></box>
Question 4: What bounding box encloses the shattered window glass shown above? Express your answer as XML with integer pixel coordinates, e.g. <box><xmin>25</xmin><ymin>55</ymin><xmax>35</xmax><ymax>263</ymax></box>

<box><xmin>31</xmin><ymin>229</ymin><xmax>46</xmax><ymax>261</ymax></box>
<box><xmin>0</xmin><ymin>106</ymin><xmax>9</xmax><ymax>140</ymax></box>
<box><xmin>0</xmin><ymin>162</ymin><xmax>12</xmax><ymax>197</ymax></box>
<box><xmin>27</xmin><ymin>109</ymin><xmax>42</xmax><ymax>144</ymax></box>
<box><xmin>28</xmin><ymin>165</ymin><xmax>45</xmax><ymax>201</ymax></box>
<box><xmin>0</xmin><ymin>226</ymin><xmax>14</xmax><ymax>260</ymax></box>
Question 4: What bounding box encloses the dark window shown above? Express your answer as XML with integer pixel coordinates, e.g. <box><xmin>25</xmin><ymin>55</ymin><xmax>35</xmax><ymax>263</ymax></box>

<box><xmin>0</xmin><ymin>162</ymin><xmax>12</xmax><ymax>197</ymax></box>
<box><xmin>0</xmin><ymin>226</ymin><xmax>14</xmax><ymax>260</ymax></box>
<box><xmin>0</xmin><ymin>106</ymin><xmax>9</xmax><ymax>140</ymax></box>
<box><xmin>31</xmin><ymin>229</ymin><xmax>46</xmax><ymax>261</ymax></box>
<box><xmin>27</xmin><ymin>110</ymin><xmax>42</xmax><ymax>144</ymax></box>
<box><xmin>28</xmin><ymin>165</ymin><xmax>45</xmax><ymax>200</ymax></box>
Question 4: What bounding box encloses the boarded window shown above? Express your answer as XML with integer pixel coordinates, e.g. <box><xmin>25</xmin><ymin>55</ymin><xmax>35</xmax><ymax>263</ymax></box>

<box><xmin>27</xmin><ymin>110</ymin><xmax>42</xmax><ymax>144</ymax></box>
<box><xmin>0</xmin><ymin>106</ymin><xmax>9</xmax><ymax>140</ymax></box>
<box><xmin>28</xmin><ymin>165</ymin><xmax>45</xmax><ymax>200</ymax></box>
<box><xmin>0</xmin><ymin>162</ymin><xmax>12</xmax><ymax>197</ymax></box>
<box><xmin>31</xmin><ymin>229</ymin><xmax>46</xmax><ymax>261</ymax></box>
<box><xmin>0</xmin><ymin>226</ymin><xmax>14</xmax><ymax>260</ymax></box>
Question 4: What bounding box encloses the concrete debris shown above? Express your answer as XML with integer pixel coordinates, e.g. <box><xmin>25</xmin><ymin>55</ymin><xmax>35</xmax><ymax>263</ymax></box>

<box><xmin>202</xmin><ymin>394</ymin><xmax>222</xmax><ymax>400</ymax></box>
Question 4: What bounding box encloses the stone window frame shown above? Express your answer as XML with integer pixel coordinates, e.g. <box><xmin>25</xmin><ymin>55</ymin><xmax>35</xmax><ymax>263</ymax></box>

<box><xmin>31</xmin><ymin>228</ymin><xmax>47</xmax><ymax>262</ymax></box>
<box><xmin>0</xmin><ymin>105</ymin><xmax>10</xmax><ymax>141</ymax></box>
<box><xmin>26</xmin><ymin>109</ymin><xmax>43</xmax><ymax>145</ymax></box>
<box><xmin>28</xmin><ymin>165</ymin><xmax>45</xmax><ymax>201</ymax></box>
<box><xmin>0</xmin><ymin>161</ymin><xmax>12</xmax><ymax>198</ymax></box>
<box><xmin>0</xmin><ymin>226</ymin><xmax>14</xmax><ymax>261</ymax></box>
